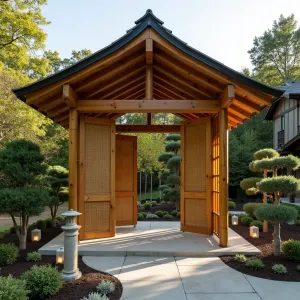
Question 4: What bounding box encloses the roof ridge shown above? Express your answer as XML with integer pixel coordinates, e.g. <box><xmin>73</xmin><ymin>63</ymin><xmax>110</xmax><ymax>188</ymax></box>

<box><xmin>135</xmin><ymin>9</ymin><xmax>164</xmax><ymax>25</ymax></box>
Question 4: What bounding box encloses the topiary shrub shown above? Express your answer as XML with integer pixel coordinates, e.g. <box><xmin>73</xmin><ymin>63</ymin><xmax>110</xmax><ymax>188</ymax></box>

<box><xmin>163</xmin><ymin>214</ymin><xmax>173</xmax><ymax>219</ymax></box>
<box><xmin>155</xmin><ymin>210</ymin><xmax>164</xmax><ymax>218</ymax></box>
<box><xmin>82</xmin><ymin>293</ymin><xmax>109</xmax><ymax>300</ymax></box>
<box><xmin>0</xmin><ymin>275</ymin><xmax>29</xmax><ymax>300</ymax></box>
<box><xmin>243</xmin><ymin>203</ymin><xmax>261</xmax><ymax>218</ymax></box>
<box><xmin>171</xmin><ymin>210</ymin><xmax>178</xmax><ymax>217</ymax></box>
<box><xmin>96</xmin><ymin>280</ymin><xmax>115</xmax><ymax>295</ymax></box>
<box><xmin>234</xmin><ymin>254</ymin><xmax>247</xmax><ymax>262</ymax></box>
<box><xmin>137</xmin><ymin>213</ymin><xmax>144</xmax><ymax>221</ymax></box>
<box><xmin>36</xmin><ymin>219</ymin><xmax>46</xmax><ymax>230</ymax></box>
<box><xmin>146</xmin><ymin>213</ymin><xmax>159</xmax><ymax>219</ymax></box>
<box><xmin>21</xmin><ymin>265</ymin><xmax>63</xmax><ymax>298</ymax></box>
<box><xmin>250</xmin><ymin>220</ymin><xmax>263</xmax><ymax>231</ymax></box>
<box><xmin>228</xmin><ymin>201</ymin><xmax>236</xmax><ymax>209</ymax></box>
<box><xmin>246</xmin><ymin>259</ymin><xmax>265</xmax><ymax>270</ymax></box>
<box><xmin>0</xmin><ymin>243</ymin><xmax>19</xmax><ymax>266</ymax></box>
<box><xmin>272</xmin><ymin>264</ymin><xmax>287</xmax><ymax>274</ymax></box>
<box><xmin>281</xmin><ymin>239</ymin><xmax>300</xmax><ymax>262</ymax></box>
<box><xmin>241</xmin><ymin>216</ymin><xmax>254</xmax><ymax>226</ymax></box>
<box><xmin>143</xmin><ymin>202</ymin><xmax>152</xmax><ymax>210</ymax></box>
<box><xmin>26</xmin><ymin>251</ymin><xmax>41</xmax><ymax>262</ymax></box>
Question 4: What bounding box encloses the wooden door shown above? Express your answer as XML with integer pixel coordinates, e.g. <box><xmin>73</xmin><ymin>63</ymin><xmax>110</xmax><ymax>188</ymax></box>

<box><xmin>79</xmin><ymin>116</ymin><xmax>116</xmax><ymax>240</ymax></box>
<box><xmin>180</xmin><ymin>117</ymin><xmax>212</xmax><ymax>234</ymax></box>
<box><xmin>116</xmin><ymin>135</ymin><xmax>137</xmax><ymax>226</ymax></box>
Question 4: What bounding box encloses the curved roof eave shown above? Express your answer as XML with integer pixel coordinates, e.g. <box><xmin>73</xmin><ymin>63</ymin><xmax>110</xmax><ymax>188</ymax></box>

<box><xmin>13</xmin><ymin>9</ymin><xmax>283</xmax><ymax>101</ymax></box>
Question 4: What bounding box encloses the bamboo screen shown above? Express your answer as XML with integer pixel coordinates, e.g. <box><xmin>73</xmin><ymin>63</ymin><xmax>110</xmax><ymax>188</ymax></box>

<box><xmin>212</xmin><ymin>114</ymin><xmax>220</xmax><ymax>237</ymax></box>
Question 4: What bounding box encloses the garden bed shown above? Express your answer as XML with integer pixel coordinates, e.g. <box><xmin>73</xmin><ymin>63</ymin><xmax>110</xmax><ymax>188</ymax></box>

<box><xmin>221</xmin><ymin>223</ymin><xmax>300</xmax><ymax>281</ymax></box>
<box><xmin>0</xmin><ymin>224</ymin><xmax>123</xmax><ymax>299</ymax></box>
<box><xmin>138</xmin><ymin>202</ymin><xmax>180</xmax><ymax>221</ymax></box>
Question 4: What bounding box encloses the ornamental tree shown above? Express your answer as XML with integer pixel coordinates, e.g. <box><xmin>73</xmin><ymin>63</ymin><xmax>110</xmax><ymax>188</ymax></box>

<box><xmin>0</xmin><ymin>140</ymin><xmax>49</xmax><ymax>249</ymax></box>
<box><xmin>158</xmin><ymin>134</ymin><xmax>181</xmax><ymax>210</ymax></box>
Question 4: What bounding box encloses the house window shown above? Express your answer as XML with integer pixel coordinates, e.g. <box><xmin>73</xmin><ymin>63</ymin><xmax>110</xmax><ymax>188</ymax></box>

<box><xmin>281</xmin><ymin>115</ymin><xmax>285</xmax><ymax>130</ymax></box>
<box><xmin>278</xmin><ymin>115</ymin><xmax>285</xmax><ymax>148</ymax></box>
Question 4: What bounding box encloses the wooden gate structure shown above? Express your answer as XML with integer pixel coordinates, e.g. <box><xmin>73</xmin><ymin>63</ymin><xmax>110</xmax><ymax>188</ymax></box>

<box><xmin>13</xmin><ymin>10</ymin><xmax>283</xmax><ymax>246</ymax></box>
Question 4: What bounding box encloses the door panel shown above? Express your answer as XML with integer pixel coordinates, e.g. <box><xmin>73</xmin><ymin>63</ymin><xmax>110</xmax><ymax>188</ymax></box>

<box><xmin>116</xmin><ymin>135</ymin><xmax>137</xmax><ymax>226</ymax></box>
<box><xmin>180</xmin><ymin>118</ymin><xmax>211</xmax><ymax>234</ymax></box>
<box><xmin>79</xmin><ymin>116</ymin><xmax>116</xmax><ymax>240</ymax></box>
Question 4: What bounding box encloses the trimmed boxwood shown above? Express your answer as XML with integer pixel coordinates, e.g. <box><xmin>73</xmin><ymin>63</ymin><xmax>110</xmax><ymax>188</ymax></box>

<box><xmin>0</xmin><ymin>275</ymin><xmax>29</xmax><ymax>300</ymax></box>
<box><xmin>241</xmin><ymin>216</ymin><xmax>254</xmax><ymax>226</ymax></box>
<box><xmin>0</xmin><ymin>243</ymin><xmax>19</xmax><ymax>266</ymax></box>
<box><xmin>228</xmin><ymin>201</ymin><xmax>236</xmax><ymax>209</ymax></box>
<box><xmin>155</xmin><ymin>210</ymin><xmax>164</xmax><ymax>218</ymax></box>
<box><xmin>250</xmin><ymin>220</ymin><xmax>263</xmax><ymax>231</ymax></box>
<box><xmin>243</xmin><ymin>203</ymin><xmax>261</xmax><ymax>218</ymax></box>
<box><xmin>281</xmin><ymin>239</ymin><xmax>300</xmax><ymax>262</ymax></box>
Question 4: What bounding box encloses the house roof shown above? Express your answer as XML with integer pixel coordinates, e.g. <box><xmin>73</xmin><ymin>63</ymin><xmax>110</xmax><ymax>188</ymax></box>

<box><xmin>265</xmin><ymin>81</ymin><xmax>300</xmax><ymax>120</ymax></box>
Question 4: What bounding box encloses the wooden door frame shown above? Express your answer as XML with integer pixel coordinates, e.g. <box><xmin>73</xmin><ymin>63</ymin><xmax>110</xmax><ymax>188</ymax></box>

<box><xmin>78</xmin><ymin>115</ymin><xmax>116</xmax><ymax>240</ymax></box>
<box><xmin>180</xmin><ymin>117</ymin><xmax>212</xmax><ymax>234</ymax></box>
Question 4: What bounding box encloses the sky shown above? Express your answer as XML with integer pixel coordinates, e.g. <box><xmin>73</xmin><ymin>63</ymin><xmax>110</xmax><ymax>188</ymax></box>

<box><xmin>42</xmin><ymin>0</ymin><xmax>300</xmax><ymax>72</ymax></box>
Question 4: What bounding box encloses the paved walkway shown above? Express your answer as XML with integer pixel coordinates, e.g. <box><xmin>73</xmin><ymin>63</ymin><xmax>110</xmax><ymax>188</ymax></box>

<box><xmin>83</xmin><ymin>256</ymin><xmax>300</xmax><ymax>300</ymax></box>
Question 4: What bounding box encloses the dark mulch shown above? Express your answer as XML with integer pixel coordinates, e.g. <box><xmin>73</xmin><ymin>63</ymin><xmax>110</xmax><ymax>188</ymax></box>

<box><xmin>0</xmin><ymin>225</ymin><xmax>123</xmax><ymax>299</ymax></box>
<box><xmin>220</xmin><ymin>223</ymin><xmax>300</xmax><ymax>281</ymax></box>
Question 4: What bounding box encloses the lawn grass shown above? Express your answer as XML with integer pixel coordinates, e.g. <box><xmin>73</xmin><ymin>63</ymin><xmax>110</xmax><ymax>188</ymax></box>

<box><xmin>0</xmin><ymin>225</ymin><xmax>10</xmax><ymax>232</ymax></box>
<box><xmin>138</xmin><ymin>190</ymin><xmax>160</xmax><ymax>201</ymax></box>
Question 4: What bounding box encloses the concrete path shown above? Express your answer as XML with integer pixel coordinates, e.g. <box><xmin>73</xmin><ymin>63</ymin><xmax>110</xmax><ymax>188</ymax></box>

<box><xmin>39</xmin><ymin>221</ymin><xmax>260</xmax><ymax>256</ymax></box>
<box><xmin>83</xmin><ymin>256</ymin><xmax>300</xmax><ymax>300</ymax></box>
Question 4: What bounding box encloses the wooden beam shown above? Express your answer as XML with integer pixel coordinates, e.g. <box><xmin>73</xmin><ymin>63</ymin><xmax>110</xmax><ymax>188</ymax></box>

<box><xmin>145</xmin><ymin>65</ymin><xmax>153</xmax><ymax>99</ymax></box>
<box><xmin>116</xmin><ymin>125</ymin><xmax>180</xmax><ymax>133</ymax></box>
<box><xmin>146</xmin><ymin>39</ymin><xmax>153</xmax><ymax>64</ymax></box>
<box><xmin>220</xmin><ymin>85</ymin><xmax>235</xmax><ymax>108</ymax></box>
<box><xmin>219</xmin><ymin>108</ymin><xmax>228</xmax><ymax>247</ymax></box>
<box><xmin>234</xmin><ymin>95</ymin><xmax>261</xmax><ymax>113</ymax></box>
<box><xmin>63</xmin><ymin>85</ymin><xmax>78</xmax><ymax>108</ymax></box>
<box><xmin>77</xmin><ymin>100</ymin><xmax>220</xmax><ymax>113</ymax></box>
<box><xmin>228</xmin><ymin>104</ymin><xmax>252</xmax><ymax>119</ymax></box>
<box><xmin>68</xmin><ymin>109</ymin><xmax>78</xmax><ymax>211</ymax></box>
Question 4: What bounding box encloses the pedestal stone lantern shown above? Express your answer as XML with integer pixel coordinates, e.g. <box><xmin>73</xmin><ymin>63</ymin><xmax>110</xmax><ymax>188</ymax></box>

<box><xmin>61</xmin><ymin>209</ymin><xmax>82</xmax><ymax>281</ymax></box>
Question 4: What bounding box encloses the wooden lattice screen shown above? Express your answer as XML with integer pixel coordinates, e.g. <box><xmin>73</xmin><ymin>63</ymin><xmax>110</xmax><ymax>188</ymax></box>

<box><xmin>212</xmin><ymin>114</ymin><xmax>220</xmax><ymax>237</ymax></box>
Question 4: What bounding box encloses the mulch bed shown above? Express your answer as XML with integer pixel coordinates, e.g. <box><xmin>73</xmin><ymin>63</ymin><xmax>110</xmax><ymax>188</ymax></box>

<box><xmin>0</xmin><ymin>224</ymin><xmax>123</xmax><ymax>299</ymax></box>
<box><xmin>220</xmin><ymin>223</ymin><xmax>300</xmax><ymax>281</ymax></box>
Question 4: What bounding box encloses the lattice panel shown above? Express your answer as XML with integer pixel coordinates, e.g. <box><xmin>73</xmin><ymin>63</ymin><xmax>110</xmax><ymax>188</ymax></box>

<box><xmin>116</xmin><ymin>196</ymin><xmax>134</xmax><ymax>222</ymax></box>
<box><xmin>184</xmin><ymin>124</ymin><xmax>206</xmax><ymax>192</ymax></box>
<box><xmin>85</xmin><ymin>124</ymin><xmax>111</xmax><ymax>195</ymax></box>
<box><xmin>116</xmin><ymin>139</ymin><xmax>134</xmax><ymax>192</ymax></box>
<box><xmin>84</xmin><ymin>202</ymin><xmax>110</xmax><ymax>232</ymax></box>
<box><xmin>185</xmin><ymin>198</ymin><xmax>207</xmax><ymax>227</ymax></box>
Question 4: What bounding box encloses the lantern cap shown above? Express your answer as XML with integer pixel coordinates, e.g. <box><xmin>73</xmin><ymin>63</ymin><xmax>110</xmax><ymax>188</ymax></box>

<box><xmin>62</xmin><ymin>209</ymin><xmax>81</xmax><ymax>217</ymax></box>
<box><xmin>32</xmin><ymin>228</ymin><xmax>41</xmax><ymax>232</ymax></box>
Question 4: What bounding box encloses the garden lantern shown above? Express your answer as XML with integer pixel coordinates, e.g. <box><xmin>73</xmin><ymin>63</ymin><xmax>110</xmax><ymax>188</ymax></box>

<box><xmin>56</xmin><ymin>247</ymin><xmax>64</xmax><ymax>264</ymax></box>
<box><xmin>250</xmin><ymin>225</ymin><xmax>259</xmax><ymax>238</ymax></box>
<box><xmin>231</xmin><ymin>215</ymin><xmax>238</xmax><ymax>225</ymax></box>
<box><xmin>31</xmin><ymin>228</ymin><xmax>41</xmax><ymax>242</ymax></box>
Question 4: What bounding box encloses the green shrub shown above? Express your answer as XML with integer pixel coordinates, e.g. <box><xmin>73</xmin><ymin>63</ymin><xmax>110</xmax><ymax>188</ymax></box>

<box><xmin>0</xmin><ymin>243</ymin><xmax>18</xmax><ymax>266</ymax></box>
<box><xmin>177</xmin><ymin>211</ymin><xmax>180</xmax><ymax>217</ymax></box>
<box><xmin>282</xmin><ymin>202</ymin><xmax>300</xmax><ymax>216</ymax></box>
<box><xmin>272</xmin><ymin>264</ymin><xmax>287</xmax><ymax>274</ymax></box>
<box><xmin>56</xmin><ymin>215</ymin><xmax>65</xmax><ymax>222</ymax></box>
<box><xmin>146</xmin><ymin>213</ymin><xmax>159</xmax><ymax>219</ymax></box>
<box><xmin>228</xmin><ymin>201</ymin><xmax>236</xmax><ymax>209</ymax></box>
<box><xmin>44</xmin><ymin>218</ymin><xmax>53</xmax><ymax>228</ymax></box>
<box><xmin>297</xmin><ymin>265</ymin><xmax>300</xmax><ymax>271</ymax></box>
<box><xmin>0</xmin><ymin>232</ymin><xmax>5</xmax><ymax>239</ymax></box>
<box><xmin>163</xmin><ymin>214</ymin><xmax>173</xmax><ymax>219</ymax></box>
<box><xmin>238</xmin><ymin>214</ymin><xmax>247</xmax><ymax>221</ymax></box>
<box><xmin>243</xmin><ymin>203</ymin><xmax>261</xmax><ymax>218</ymax></box>
<box><xmin>246</xmin><ymin>259</ymin><xmax>265</xmax><ymax>270</ymax></box>
<box><xmin>96</xmin><ymin>280</ymin><xmax>115</xmax><ymax>295</ymax></box>
<box><xmin>36</xmin><ymin>219</ymin><xmax>46</xmax><ymax>230</ymax></box>
<box><xmin>26</xmin><ymin>251</ymin><xmax>41</xmax><ymax>262</ymax></box>
<box><xmin>151</xmin><ymin>201</ymin><xmax>157</xmax><ymax>207</ymax></box>
<box><xmin>82</xmin><ymin>293</ymin><xmax>109</xmax><ymax>300</ymax></box>
<box><xmin>234</xmin><ymin>254</ymin><xmax>247</xmax><ymax>262</ymax></box>
<box><xmin>143</xmin><ymin>202</ymin><xmax>152</xmax><ymax>210</ymax></box>
<box><xmin>296</xmin><ymin>220</ymin><xmax>300</xmax><ymax>226</ymax></box>
<box><xmin>250</xmin><ymin>220</ymin><xmax>263</xmax><ymax>231</ymax></box>
<box><xmin>155</xmin><ymin>210</ymin><xmax>164</xmax><ymax>218</ymax></box>
<box><xmin>137</xmin><ymin>213</ymin><xmax>144</xmax><ymax>221</ymax></box>
<box><xmin>0</xmin><ymin>275</ymin><xmax>29</xmax><ymax>300</ymax></box>
<box><xmin>241</xmin><ymin>216</ymin><xmax>254</xmax><ymax>226</ymax></box>
<box><xmin>281</xmin><ymin>240</ymin><xmax>300</xmax><ymax>262</ymax></box>
<box><xmin>142</xmin><ymin>212</ymin><xmax>147</xmax><ymax>218</ymax></box>
<box><xmin>255</xmin><ymin>204</ymin><xmax>298</xmax><ymax>223</ymax></box>
<box><xmin>21</xmin><ymin>265</ymin><xmax>63</xmax><ymax>298</ymax></box>
<box><xmin>171</xmin><ymin>210</ymin><xmax>178</xmax><ymax>217</ymax></box>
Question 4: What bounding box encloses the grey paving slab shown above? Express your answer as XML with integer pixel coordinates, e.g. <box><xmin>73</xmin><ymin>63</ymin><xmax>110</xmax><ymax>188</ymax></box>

<box><xmin>245</xmin><ymin>274</ymin><xmax>300</xmax><ymax>300</ymax></box>
<box><xmin>187</xmin><ymin>293</ymin><xmax>261</xmax><ymax>300</ymax></box>
<box><xmin>82</xmin><ymin>256</ymin><xmax>125</xmax><ymax>275</ymax></box>
<box><xmin>179</xmin><ymin>264</ymin><xmax>254</xmax><ymax>294</ymax></box>
<box><xmin>175</xmin><ymin>257</ymin><xmax>225</xmax><ymax>266</ymax></box>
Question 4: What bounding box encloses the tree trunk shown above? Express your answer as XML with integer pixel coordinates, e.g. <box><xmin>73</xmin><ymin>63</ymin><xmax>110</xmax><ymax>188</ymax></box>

<box><xmin>262</xmin><ymin>169</ymin><xmax>268</xmax><ymax>233</ymax></box>
<box><xmin>139</xmin><ymin>171</ymin><xmax>142</xmax><ymax>201</ymax></box>
<box><xmin>19</xmin><ymin>233</ymin><xmax>27</xmax><ymax>250</ymax></box>
<box><xmin>159</xmin><ymin>173</ymin><xmax>161</xmax><ymax>200</ymax></box>
<box><xmin>175</xmin><ymin>200</ymin><xmax>180</xmax><ymax>211</ymax></box>
<box><xmin>150</xmin><ymin>172</ymin><xmax>153</xmax><ymax>201</ymax></box>
<box><xmin>52</xmin><ymin>218</ymin><xmax>57</xmax><ymax>228</ymax></box>
<box><xmin>144</xmin><ymin>172</ymin><xmax>147</xmax><ymax>201</ymax></box>
<box><xmin>273</xmin><ymin>221</ymin><xmax>281</xmax><ymax>256</ymax></box>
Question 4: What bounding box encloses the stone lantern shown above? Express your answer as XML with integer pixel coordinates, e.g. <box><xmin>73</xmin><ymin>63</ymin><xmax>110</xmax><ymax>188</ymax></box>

<box><xmin>231</xmin><ymin>215</ymin><xmax>238</xmax><ymax>226</ymax></box>
<box><xmin>250</xmin><ymin>225</ymin><xmax>259</xmax><ymax>238</ymax></box>
<box><xmin>31</xmin><ymin>228</ymin><xmax>41</xmax><ymax>241</ymax></box>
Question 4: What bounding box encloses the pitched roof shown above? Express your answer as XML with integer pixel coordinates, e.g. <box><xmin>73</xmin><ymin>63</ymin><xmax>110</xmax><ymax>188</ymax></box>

<box><xmin>13</xmin><ymin>9</ymin><xmax>282</xmax><ymax>100</ymax></box>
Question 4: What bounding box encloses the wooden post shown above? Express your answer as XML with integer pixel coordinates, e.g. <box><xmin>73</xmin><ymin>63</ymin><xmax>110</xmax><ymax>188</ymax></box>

<box><xmin>68</xmin><ymin>109</ymin><xmax>78</xmax><ymax>211</ymax></box>
<box><xmin>219</xmin><ymin>108</ymin><xmax>228</xmax><ymax>247</ymax></box>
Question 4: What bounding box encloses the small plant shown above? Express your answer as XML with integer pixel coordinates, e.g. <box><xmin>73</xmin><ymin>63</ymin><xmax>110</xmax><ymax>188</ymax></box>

<box><xmin>241</xmin><ymin>216</ymin><xmax>254</xmax><ymax>226</ymax></box>
<box><xmin>246</xmin><ymin>259</ymin><xmax>265</xmax><ymax>270</ymax></box>
<box><xmin>143</xmin><ymin>202</ymin><xmax>152</xmax><ymax>210</ymax></box>
<box><xmin>0</xmin><ymin>243</ymin><xmax>19</xmax><ymax>266</ymax></box>
<box><xmin>281</xmin><ymin>239</ymin><xmax>300</xmax><ymax>262</ymax></box>
<box><xmin>238</xmin><ymin>213</ymin><xmax>247</xmax><ymax>221</ymax></box>
<box><xmin>234</xmin><ymin>254</ymin><xmax>247</xmax><ymax>262</ymax></box>
<box><xmin>81</xmin><ymin>292</ymin><xmax>109</xmax><ymax>300</ymax></box>
<box><xmin>243</xmin><ymin>203</ymin><xmax>261</xmax><ymax>218</ymax></box>
<box><xmin>96</xmin><ymin>280</ymin><xmax>115</xmax><ymax>295</ymax></box>
<box><xmin>228</xmin><ymin>201</ymin><xmax>236</xmax><ymax>209</ymax></box>
<box><xmin>151</xmin><ymin>201</ymin><xmax>157</xmax><ymax>207</ymax></box>
<box><xmin>155</xmin><ymin>210</ymin><xmax>164</xmax><ymax>218</ymax></box>
<box><xmin>26</xmin><ymin>251</ymin><xmax>41</xmax><ymax>262</ymax></box>
<box><xmin>0</xmin><ymin>231</ymin><xmax>5</xmax><ymax>239</ymax></box>
<box><xmin>36</xmin><ymin>219</ymin><xmax>47</xmax><ymax>230</ymax></box>
<box><xmin>137</xmin><ymin>213</ymin><xmax>144</xmax><ymax>221</ymax></box>
<box><xmin>296</xmin><ymin>220</ymin><xmax>300</xmax><ymax>226</ymax></box>
<box><xmin>0</xmin><ymin>275</ymin><xmax>29</xmax><ymax>300</ymax></box>
<box><xmin>250</xmin><ymin>220</ymin><xmax>263</xmax><ymax>231</ymax></box>
<box><xmin>21</xmin><ymin>265</ymin><xmax>63</xmax><ymax>298</ymax></box>
<box><xmin>44</xmin><ymin>218</ymin><xmax>53</xmax><ymax>228</ymax></box>
<box><xmin>272</xmin><ymin>264</ymin><xmax>287</xmax><ymax>274</ymax></box>
<box><xmin>56</xmin><ymin>215</ymin><xmax>65</xmax><ymax>222</ymax></box>
<box><xmin>163</xmin><ymin>213</ymin><xmax>173</xmax><ymax>219</ymax></box>
<box><xmin>171</xmin><ymin>210</ymin><xmax>178</xmax><ymax>217</ymax></box>
<box><xmin>146</xmin><ymin>213</ymin><xmax>159</xmax><ymax>219</ymax></box>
